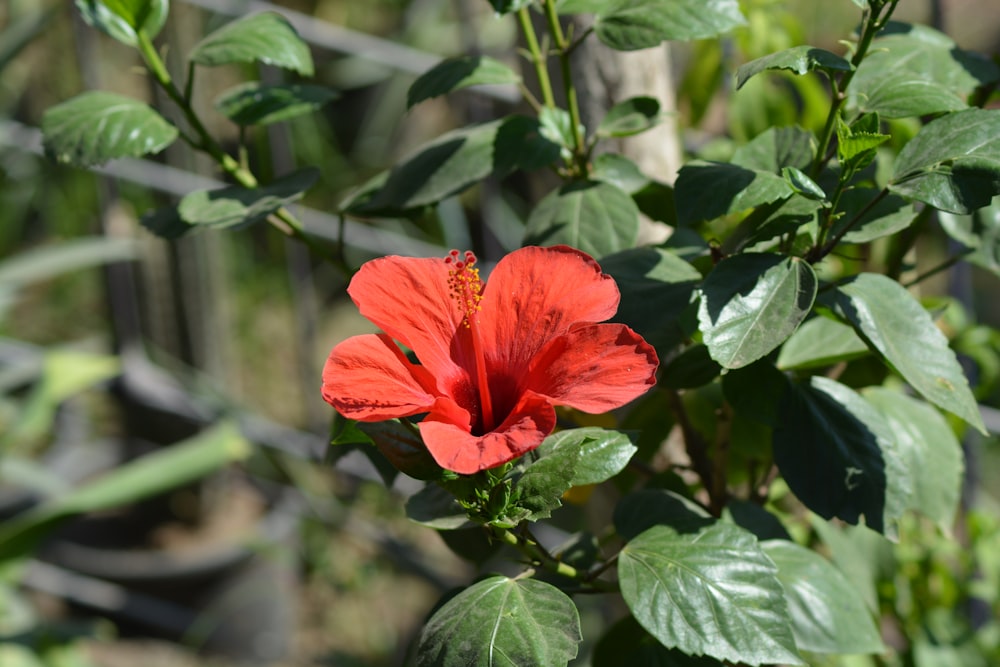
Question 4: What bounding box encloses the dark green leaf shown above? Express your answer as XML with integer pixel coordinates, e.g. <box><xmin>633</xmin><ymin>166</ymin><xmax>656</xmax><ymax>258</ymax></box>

<box><xmin>698</xmin><ymin>254</ymin><xmax>817</xmax><ymax>369</ymax></box>
<box><xmin>619</xmin><ymin>523</ymin><xmax>803</xmax><ymax>666</ymax></box>
<box><xmin>820</xmin><ymin>272</ymin><xmax>985</xmax><ymax>431</ymax></box>
<box><xmin>660</xmin><ymin>344</ymin><xmax>722</xmax><ymax>389</ymax></box>
<box><xmin>889</xmin><ymin>108</ymin><xmax>1000</xmax><ymax>214</ymax></box>
<box><xmin>674</xmin><ymin>161</ymin><xmax>794</xmax><ymax>227</ymax></box>
<box><xmin>408</xmin><ymin>55</ymin><xmax>520</xmax><ymax>108</ymax></box>
<box><xmin>414</xmin><ymin>576</ymin><xmax>581</xmax><ymax>667</ymax></box>
<box><xmin>190</xmin><ymin>12</ymin><xmax>313</xmax><ymax>75</ymax></box>
<box><xmin>735</xmin><ymin>46</ymin><xmax>851</xmax><ymax>90</ymax></box>
<box><xmin>524</xmin><ymin>180</ymin><xmax>640</xmax><ymax>258</ymax></box>
<box><xmin>139</xmin><ymin>206</ymin><xmax>192</xmax><ymax>239</ymax></box>
<box><xmin>831</xmin><ymin>189</ymin><xmax>918</xmax><ymax>244</ymax></box>
<box><xmin>595</xmin><ymin>0</ymin><xmax>746</xmax><ymax>51</ymax></box>
<box><xmin>215</xmin><ymin>82</ymin><xmax>337</xmax><ymax>126</ymax></box>
<box><xmin>613</xmin><ymin>488</ymin><xmax>713</xmax><ymax>541</ymax></box>
<box><xmin>863</xmin><ymin>387</ymin><xmax>963</xmax><ymax>531</ymax></box>
<box><xmin>358</xmin><ymin>421</ymin><xmax>441</xmax><ymax>481</ymax></box>
<box><xmin>730</xmin><ymin>126</ymin><xmax>816</xmax><ymax>174</ymax></box>
<box><xmin>776</xmin><ymin>316</ymin><xmax>869</xmax><ymax>370</ymax></box>
<box><xmin>597</xmin><ymin>96</ymin><xmax>662</xmax><ymax>138</ymax></box>
<box><xmin>487</xmin><ymin>0</ymin><xmax>534</xmax><ymax>14</ymax></box>
<box><xmin>724</xmin><ymin>500</ymin><xmax>791</xmax><ymax>541</ymax></box>
<box><xmin>848</xmin><ymin>24</ymin><xmax>999</xmax><ymax>119</ymax></box>
<box><xmin>535</xmin><ymin>427</ymin><xmax>637</xmax><ymax>486</ymax></box>
<box><xmin>781</xmin><ymin>166</ymin><xmax>826</xmax><ymax>201</ymax></box>
<box><xmin>600</xmin><ymin>247</ymin><xmax>701</xmax><ymax>354</ymax></box>
<box><xmin>773</xmin><ymin>376</ymin><xmax>910</xmax><ymax>537</ymax></box>
<box><xmin>178</xmin><ymin>168</ymin><xmax>318</xmax><ymax>230</ymax></box>
<box><xmin>405</xmin><ymin>483</ymin><xmax>471</xmax><ymax>530</ymax></box>
<box><xmin>41</xmin><ymin>91</ymin><xmax>177</xmax><ymax>167</ymax></box>
<box><xmin>508</xmin><ymin>442</ymin><xmax>581</xmax><ymax>521</ymax></box>
<box><xmin>75</xmin><ymin>0</ymin><xmax>168</xmax><ymax>45</ymax></box>
<box><xmin>939</xmin><ymin>196</ymin><xmax>1000</xmax><ymax>278</ymax></box>
<box><xmin>593</xmin><ymin>615</ymin><xmax>725</xmax><ymax>667</ymax></box>
<box><xmin>722</xmin><ymin>359</ymin><xmax>789</xmax><ymax>427</ymax></box>
<box><xmin>762</xmin><ymin>540</ymin><xmax>885</xmax><ymax>654</ymax></box>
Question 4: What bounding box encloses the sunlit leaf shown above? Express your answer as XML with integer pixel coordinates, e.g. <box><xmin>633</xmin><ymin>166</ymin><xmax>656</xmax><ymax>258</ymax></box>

<box><xmin>215</xmin><ymin>82</ymin><xmax>337</xmax><ymax>126</ymax></box>
<box><xmin>178</xmin><ymin>168</ymin><xmax>318</xmax><ymax>230</ymax></box>
<box><xmin>597</xmin><ymin>96</ymin><xmax>662</xmax><ymax>138</ymax></box>
<box><xmin>75</xmin><ymin>0</ymin><xmax>168</xmax><ymax>46</ymax></box>
<box><xmin>736</xmin><ymin>46</ymin><xmax>851</xmax><ymax>90</ymax></box>
<box><xmin>777</xmin><ymin>316</ymin><xmax>869</xmax><ymax>370</ymax></box>
<box><xmin>595</xmin><ymin>0</ymin><xmax>746</xmax><ymax>51</ymax></box>
<box><xmin>675</xmin><ymin>161</ymin><xmax>794</xmax><ymax>227</ymax></box>
<box><xmin>534</xmin><ymin>427</ymin><xmax>637</xmax><ymax>486</ymax></box>
<box><xmin>408</xmin><ymin>55</ymin><xmax>520</xmax><ymax>108</ymax></box>
<box><xmin>524</xmin><ymin>180</ymin><xmax>640</xmax><ymax>258</ymax></box>
<box><xmin>190</xmin><ymin>12</ymin><xmax>313</xmax><ymax>75</ymax></box>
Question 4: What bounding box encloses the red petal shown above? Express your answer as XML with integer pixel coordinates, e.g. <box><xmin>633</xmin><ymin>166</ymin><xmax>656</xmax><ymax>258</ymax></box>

<box><xmin>524</xmin><ymin>323</ymin><xmax>658</xmax><ymax>413</ymax></box>
<box><xmin>421</xmin><ymin>393</ymin><xmax>557</xmax><ymax>474</ymax></box>
<box><xmin>322</xmin><ymin>333</ymin><xmax>438</xmax><ymax>420</ymax></box>
<box><xmin>480</xmin><ymin>246</ymin><xmax>620</xmax><ymax>373</ymax></box>
<box><xmin>347</xmin><ymin>255</ymin><xmax>465</xmax><ymax>388</ymax></box>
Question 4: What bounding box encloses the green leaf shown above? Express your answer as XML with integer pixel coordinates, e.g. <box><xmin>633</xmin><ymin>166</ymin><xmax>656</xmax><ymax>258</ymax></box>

<box><xmin>595</xmin><ymin>0</ymin><xmax>746</xmax><ymax>51</ymax></box>
<box><xmin>535</xmin><ymin>427</ymin><xmax>637</xmax><ymax>486</ymax></box>
<box><xmin>357</xmin><ymin>421</ymin><xmax>441</xmax><ymax>481</ymax></box>
<box><xmin>600</xmin><ymin>247</ymin><xmax>701</xmax><ymax>354</ymax></box>
<box><xmin>414</xmin><ymin>576</ymin><xmax>581</xmax><ymax>667</ymax></box>
<box><xmin>613</xmin><ymin>488</ymin><xmax>713</xmax><ymax>541</ymax></box>
<box><xmin>848</xmin><ymin>24</ymin><xmax>999</xmax><ymax>119</ymax></box>
<box><xmin>178</xmin><ymin>168</ymin><xmax>318</xmax><ymax>230</ymax></box>
<box><xmin>407</xmin><ymin>55</ymin><xmax>520</xmax><ymax>109</ymax></box>
<box><xmin>831</xmin><ymin>189</ymin><xmax>918</xmax><ymax>244</ymax></box>
<box><xmin>781</xmin><ymin>166</ymin><xmax>826</xmax><ymax>201</ymax></box>
<box><xmin>722</xmin><ymin>359</ymin><xmax>789</xmax><ymax>428</ymax></box>
<box><xmin>773</xmin><ymin>376</ymin><xmax>910</xmax><ymax>537</ymax></box>
<box><xmin>889</xmin><ymin>108</ymin><xmax>1000</xmax><ymax>214</ymax></box>
<box><xmin>41</xmin><ymin>91</ymin><xmax>177</xmax><ymax>167</ymax></box>
<box><xmin>0</xmin><ymin>422</ymin><xmax>250</xmax><ymax>561</ymax></box>
<box><xmin>591</xmin><ymin>153</ymin><xmax>650</xmax><ymax>193</ymax></box>
<box><xmin>597</xmin><ymin>96</ymin><xmax>662</xmax><ymax>138</ymax></box>
<box><xmin>674</xmin><ymin>161</ymin><xmax>795</xmax><ymax>227</ymax></box>
<box><xmin>190</xmin><ymin>12</ymin><xmax>313</xmax><ymax>75</ymax></box>
<box><xmin>75</xmin><ymin>0</ymin><xmax>168</xmax><ymax>46</ymax></box>
<box><xmin>215</xmin><ymin>82</ymin><xmax>337</xmax><ymax>126</ymax></box>
<box><xmin>486</xmin><ymin>0</ymin><xmax>534</xmax><ymax>14</ymax></box>
<box><xmin>811</xmin><ymin>518</ymin><xmax>893</xmax><ymax>614</ymax></box>
<box><xmin>730</xmin><ymin>126</ymin><xmax>816</xmax><ymax>174</ymax></box>
<box><xmin>863</xmin><ymin>387</ymin><xmax>964</xmax><ymax>531</ymax></box>
<box><xmin>762</xmin><ymin>540</ymin><xmax>885</xmax><ymax>655</ymax></box>
<box><xmin>698</xmin><ymin>254</ymin><xmax>817</xmax><ymax>369</ymax></box>
<box><xmin>405</xmin><ymin>483</ymin><xmax>471</xmax><ymax>530</ymax></box>
<box><xmin>735</xmin><ymin>46</ymin><xmax>851</xmax><ymax>90</ymax></box>
<box><xmin>835</xmin><ymin>115</ymin><xmax>889</xmax><ymax>174</ymax></box>
<box><xmin>777</xmin><ymin>316</ymin><xmax>869</xmax><ymax>370</ymax></box>
<box><xmin>820</xmin><ymin>272</ymin><xmax>984</xmax><ymax>431</ymax></box>
<box><xmin>939</xmin><ymin>195</ymin><xmax>1000</xmax><ymax>278</ymax></box>
<box><xmin>538</xmin><ymin>106</ymin><xmax>577</xmax><ymax>156</ymax></box>
<box><xmin>507</xmin><ymin>442</ymin><xmax>582</xmax><ymax>522</ymax></box>
<box><xmin>524</xmin><ymin>180</ymin><xmax>640</xmax><ymax>258</ymax></box>
<box><xmin>619</xmin><ymin>523</ymin><xmax>803</xmax><ymax>666</ymax></box>
<box><xmin>350</xmin><ymin>116</ymin><xmax>558</xmax><ymax>215</ymax></box>
<box><xmin>661</xmin><ymin>344</ymin><xmax>722</xmax><ymax>389</ymax></box>
<box><xmin>593</xmin><ymin>615</ymin><xmax>726</xmax><ymax>667</ymax></box>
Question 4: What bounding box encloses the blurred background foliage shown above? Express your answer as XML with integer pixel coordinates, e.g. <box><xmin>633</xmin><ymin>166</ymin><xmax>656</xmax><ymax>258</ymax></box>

<box><xmin>1</xmin><ymin>0</ymin><xmax>1000</xmax><ymax>665</ymax></box>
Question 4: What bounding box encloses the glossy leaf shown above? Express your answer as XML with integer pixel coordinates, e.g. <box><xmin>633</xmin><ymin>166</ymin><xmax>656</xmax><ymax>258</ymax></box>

<box><xmin>863</xmin><ymin>387</ymin><xmax>963</xmax><ymax>531</ymax></box>
<box><xmin>849</xmin><ymin>24</ymin><xmax>999</xmax><ymax>119</ymax></box>
<box><xmin>414</xmin><ymin>576</ymin><xmax>581</xmax><ymax>667</ymax></box>
<box><xmin>674</xmin><ymin>161</ymin><xmax>794</xmax><ymax>227</ymax></box>
<box><xmin>730</xmin><ymin>126</ymin><xmax>815</xmax><ymax>174</ymax></box>
<box><xmin>735</xmin><ymin>46</ymin><xmax>851</xmax><ymax>90</ymax></box>
<box><xmin>889</xmin><ymin>108</ymin><xmax>1000</xmax><ymax>214</ymax></box>
<box><xmin>619</xmin><ymin>523</ymin><xmax>802</xmax><ymax>666</ymax></box>
<box><xmin>215</xmin><ymin>82</ymin><xmax>337</xmax><ymax>126</ymax></box>
<box><xmin>773</xmin><ymin>376</ymin><xmax>910</xmax><ymax>537</ymax></box>
<box><xmin>0</xmin><ymin>422</ymin><xmax>250</xmax><ymax>561</ymax></box>
<box><xmin>41</xmin><ymin>91</ymin><xmax>177</xmax><ymax>167</ymax></box>
<box><xmin>595</xmin><ymin>0</ymin><xmax>746</xmax><ymax>51</ymax></box>
<box><xmin>777</xmin><ymin>316</ymin><xmax>869</xmax><ymax>370</ymax></box>
<box><xmin>75</xmin><ymin>0</ymin><xmax>168</xmax><ymax>46</ymax></box>
<box><xmin>821</xmin><ymin>272</ymin><xmax>984</xmax><ymax>432</ymax></box>
<box><xmin>698</xmin><ymin>254</ymin><xmax>817</xmax><ymax>369</ymax></box>
<box><xmin>831</xmin><ymin>190</ymin><xmax>918</xmax><ymax>244</ymax></box>
<box><xmin>408</xmin><ymin>55</ymin><xmax>520</xmax><ymax>108</ymax></box>
<box><xmin>597</xmin><ymin>96</ymin><xmax>662</xmax><ymax>138</ymax></box>
<box><xmin>508</xmin><ymin>441</ymin><xmax>581</xmax><ymax>521</ymax></box>
<box><xmin>190</xmin><ymin>12</ymin><xmax>313</xmax><ymax>75</ymax></box>
<box><xmin>762</xmin><ymin>540</ymin><xmax>885</xmax><ymax>655</ymax></box>
<box><xmin>524</xmin><ymin>180</ymin><xmax>640</xmax><ymax>258</ymax></box>
<box><xmin>601</xmin><ymin>247</ymin><xmax>701</xmax><ymax>354</ymax></box>
<box><xmin>534</xmin><ymin>427</ymin><xmax>637</xmax><ymax>486</ymax></box>
<box><xmin>613</xmin><ymin>488</ymin><xmax>713</xmax><ymax>541</ymax></box>
<box><xmin>178</xmin><ymin>168</ymin><xmax>318</xmax><ymax>230</ymax></box>
<box><xmin>781</xmin><ymin>167</ymin><xmax>826</xmax><ymax>201</ymax></box>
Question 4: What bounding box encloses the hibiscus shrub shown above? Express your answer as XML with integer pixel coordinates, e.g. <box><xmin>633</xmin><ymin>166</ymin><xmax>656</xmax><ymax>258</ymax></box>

<box><xmin>45</xmin><ymin>0</ymin><xmax>1000</xmax><ymax>665</ymax></box>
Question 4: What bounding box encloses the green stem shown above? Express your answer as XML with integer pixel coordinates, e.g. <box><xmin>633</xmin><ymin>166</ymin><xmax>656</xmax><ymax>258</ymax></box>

<box><xmin>542</xmin><ymin>0</ymin><xmax>586</xmax><ymax>170</ymax></box>
<box><xmin>492</xmin><ymin>527</ymin><xmax>617</xmax><ymax>593</ymax></box>
<box><xmin>516</xmin><ymin>7</ymin><xmax>556</xmax><ymax>109</ymax></box>
<box><xmin>901</xmin><ymin>252</ymin><xmax>970</xmax><ymax>289</ymax></box>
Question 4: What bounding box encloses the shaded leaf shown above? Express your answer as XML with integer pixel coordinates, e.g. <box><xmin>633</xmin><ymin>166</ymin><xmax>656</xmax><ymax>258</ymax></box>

<box><xmin>508</xmin><ymin>442</ymin><xmax>581</xmax><ymax>521</ymax></box>
<box><xmin>724</xmin><ymin>500</ymin><xmax>791</xmax><ymax>541</ymax></box>
<box><xmin>820</xmin><ymin>272</ymin><xmax>984</xmax><ymax>431</ymax></box>
<box><xmin>408</xmin><ymin>55</ymin><xmax>520</xmax><ymax>108</ymax></box>
<box><xmin>762</xmin><ymin>540</ymin><xmax>885</xmax><ymax>655</ymax></box>
<box><xmin>889</xmin><ymin>108</ymin><xmax>1000</xmax><ymax>214</ymax></box>
<box><xmin>698</xmin><ymin>254</ymin><xmax>817</xmax><ymax>369</ymax></box>
<box><xmin>597</xmin><ymin>96</ymin><xmax>662</xmax><ymax>138</ymax></box>
<box><xmin>178</xmin><ymin>168</ymin><xmax>318</xmax><ymax>230</ymax></box>
<box><xmin>939</xmin><ymin>195</ymin><xmax>1000</xmax><ymax>278</ymax></box>
<box><xmin>776</xmin><ymin>316</ymin><xmax>869</xmax><ymax>370</ymax></box>
<box><xmin>593</xmin><ymin>615</ymin><xmax>725</xmax><ymax>667</ymax></box>
<box><xmin>190</xmin><ymin>12</ymin><xmax>313</xmax><ymax>75</ymax></box>
<box><xmin>414</xmin><ymin>576</ymin><xmax>581</xmax><ymax>667</ymax></box>
<box><xmin>405</xmin><ymin>483</ymin><xmax>471</xmax><ymax>530</ymax></box>
<box><xmin>736</xmin><ymin>46</ymin><xmax>851</xmax><ymax>90</ymax></box>
<box><xmin>487</xmin><ymin>0</ymin><xmax>534</xmax><ymax>14</ymax></box>
<box><xmin>675</xmin><ymin>161</ymin><xmax>794</xmax><ymax>227</ymax></box>
<box><xmin>600</xmin><ymin>247</ymin><xmax>701</xmax><ymax>354</ymax></box>
<box><xmin>358</xmin><ymin>420</ymin><xmax>441</xmax><ymax>481</ymax></box>
<box><xmin>41</xmin><ymin>91</ymin><xmax>177</xmax><ymax>167</ymax></box>
<box><xmin>831</xmin><ymin>189</ymin><xmax>918</xmax><ymax>244</ymax></box>
<box><xmin>730</xmin><ymin>126</ymin><xmax>816</xmax><ymax>174</ymax></box>
<box><xmin>660</xmin><ymin>344</ymin><xmax>722</xmax><ymax>389</ymax></box>
<box><xmin>595</xmin><ymin>0</ymin><xmax>746</xmax><ymax>51</ymax></box>
<box><xmin>75</xmin><ymin>0</ymin><xmax>168</xmax><ymax>46</ymax></box>
<box><xmin>863</xmin><ymin>387</ymin><xmax>963</xmax><ymax>531</ymax></box>
<box><xmin>535</xmin><ymin>427</ymin><xmax>637</xmax><ymax>486</ymax></box>
<box><xmin>613</xmin><ymin>488</ymin><xmax>712</xmax><ymax>541</ymax></box>
<box><xmin>591</xmin><ymin>153</ymin><xmax>650</xmax><ymax>193</ymax></box>
<box><xmin>773</xmin><ymin>376</ymin><xmax>910</xmax><ymax>537</ymax></box>
<box><xmin>619</xmin><ymin>523</ymin><xmax>802</xmax><ymax>666</ymax></box>
<box><xmin>215</xmin><ymin>82</ymin><xmax>337</xmax><ymax>126</ymax></box>
<box><xmin>524</xmin><ymin>180</ymin><xmax>640</xmax><ymax>258</ymax></box>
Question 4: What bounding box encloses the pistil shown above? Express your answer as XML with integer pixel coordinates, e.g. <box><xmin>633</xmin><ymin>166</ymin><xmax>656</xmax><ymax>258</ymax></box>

<box><xmin>446</xmin><ymin>250</ymin><xmax>495</xmax><ymax>432</ymax></box>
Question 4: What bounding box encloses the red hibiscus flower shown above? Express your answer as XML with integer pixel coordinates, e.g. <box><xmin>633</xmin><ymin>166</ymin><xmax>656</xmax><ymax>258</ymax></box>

<box><xmin>322</xmin><ymin>245</ymin><xmax>658</xmax><ymax>474</ymax></box>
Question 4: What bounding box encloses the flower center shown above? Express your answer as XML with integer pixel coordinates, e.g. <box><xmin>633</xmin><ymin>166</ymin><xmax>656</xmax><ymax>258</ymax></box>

<box><xmin>445</xmin><ymin>250</ymin><xmax>495</xmax><ymax>432</ymax></box>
